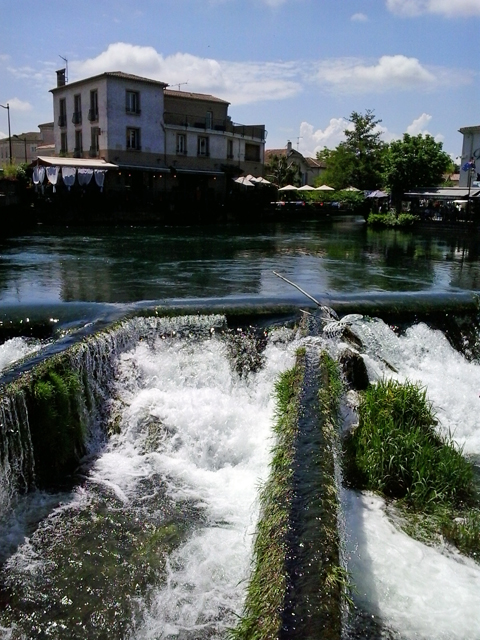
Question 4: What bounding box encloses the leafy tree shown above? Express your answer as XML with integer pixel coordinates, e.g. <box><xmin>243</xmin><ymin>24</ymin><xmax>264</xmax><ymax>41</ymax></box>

<box><xmin>264</xmin><ymin>153</ymin><xmax>301</xmax><ymax>187</ymax></box>
<box><xmin>383</xmin><ymin>133</ymin><xmax>451</xmax><ymax>211</ymax></box>
<box><xmin>316</xmin><ymin>110</ymin><xmax>386</xmax><ymax>190</ymax></box>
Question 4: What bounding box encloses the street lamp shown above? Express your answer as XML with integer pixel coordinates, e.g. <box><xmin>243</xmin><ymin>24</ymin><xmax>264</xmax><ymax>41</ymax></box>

<box><xmin>0</xmin><ymin>103</ymin><xmax>12</xmax><ymax>164</ymax></box>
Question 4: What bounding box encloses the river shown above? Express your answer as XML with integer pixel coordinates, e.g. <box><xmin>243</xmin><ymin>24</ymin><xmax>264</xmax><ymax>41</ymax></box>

<box><xmin>1</xmin><ymin>216</ymin><xmax>480</xmax><ymax>639</ymax></box>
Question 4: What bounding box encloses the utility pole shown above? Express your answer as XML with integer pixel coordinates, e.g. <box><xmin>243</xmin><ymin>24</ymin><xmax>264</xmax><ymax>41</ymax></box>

<box><xmin>0</xmin><ymin>103</ymin><xmax>12</xmax><ymax>164</ymax></box>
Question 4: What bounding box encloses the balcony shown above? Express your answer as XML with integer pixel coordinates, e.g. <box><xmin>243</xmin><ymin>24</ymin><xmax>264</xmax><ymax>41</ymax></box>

<box><xmin>58</xmin><ymin>114</ymin><xmax>67</xmax><ymax>127</ymax></box>
<box><xmin>88</xmin><ymin>109</ymin><xmax>99</xmax><ymax>122</ymax></box>
<box><xmin>72</xmin><ymin>111</ymin><xmax>82</xmax><ymax>125</ymax></box>
<box><xmin>164</xmin><ymin>112</ymin><xmax>266</xmax><ymax>141</ymax></box>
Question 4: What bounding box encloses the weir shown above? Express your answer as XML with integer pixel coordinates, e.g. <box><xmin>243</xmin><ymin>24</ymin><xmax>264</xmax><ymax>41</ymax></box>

<box><xmin>0</xmin><ymin>305</ymin><xmax>479</xmax><ymax>638</ymax></box>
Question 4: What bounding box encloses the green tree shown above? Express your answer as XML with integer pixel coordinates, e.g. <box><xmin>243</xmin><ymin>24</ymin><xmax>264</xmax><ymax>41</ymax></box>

<box><xmin>265</xmin><ymin>153</ymin><xmax>301</xmax><ymax>187</ymax></box>
<box><xmin>383</xmin><ymin>133</ymin><xmax>451</xmax><ymax>211</ymax></box>
<box><xmin>316</xmin><ymin>109</ymin><xmax>385</xmax><ymax>190</ymax></box>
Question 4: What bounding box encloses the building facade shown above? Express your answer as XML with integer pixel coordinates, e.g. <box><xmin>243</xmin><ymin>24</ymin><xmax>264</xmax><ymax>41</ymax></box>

<box><xmin>45</xmin><ymin>69</ymin><xmax>267</xmax><ymax>214</ymax></box>
<box><xmin>265</xmin><ymin>140</ymin><xmax>324</xmax><ymax>186</ymax></box>
<box><xmin>458</xmin><ymin>125</ymin><xmax>480</xmax><ymax>189</ymax></box>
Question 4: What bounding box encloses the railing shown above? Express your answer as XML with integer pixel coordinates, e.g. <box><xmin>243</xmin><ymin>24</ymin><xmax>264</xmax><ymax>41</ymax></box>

<box><xmin>58</xmin><ymin>114</ymin><xmax>67</xmax><ymax>127</ymax></box>
<box><xmin>164</xmin><ymin>112</ymin><xmax>266</xmax><ymax>141</ymax></box>
<box><xmin>72</xmin><ymin>111</ymin><xmax>82</xmax><ymax>125</ymax></box>
<box><xmin>88</xmin><ymin>109</ymin><xmax>99</xmax><ymax>122</ymax></box>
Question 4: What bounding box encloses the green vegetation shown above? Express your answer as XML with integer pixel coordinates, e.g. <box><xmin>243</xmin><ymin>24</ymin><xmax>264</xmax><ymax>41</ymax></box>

<box><xmin>316</xmin><ymin>110</ymin><xmax>386</xmax><ymax>191</ymax></box>
<box><xmin>367</xmin><ymin>212</ymin><xmax>419</xmax><ymax>227</ymax></box>
<box><xmin>28</xmin><ymin>363</ymin><xmax>87</xmax><ymax>484</ymax></box>
<box><xmin>229</xmin><ymin>360</ymin><xmax>303</xmax><ymax>639</ymax></box>
<box><xmin>383</xmin><ymin>133</ymin><xmax>451</xmax><ymax>212</ymax></box>
<box><xmin>343</xmin><ymin>378</ymin><xmax>480</xmax><ymax>561</ymax></box>
<box><xmin>264</xmin><ymin>153</ymin><xmax>301</xmax><ymax>187</ymax></box>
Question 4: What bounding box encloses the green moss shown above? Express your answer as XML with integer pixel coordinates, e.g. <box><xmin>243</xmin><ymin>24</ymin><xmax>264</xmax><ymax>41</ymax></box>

<box><xmin>228</xmin><ymin>357</ymin><xmax>304</xmax><ymax>640</ymax></box>
<box><xmin>27</xmin><ymin>361</ymin><xmax>87</xmax><ymax>486</ymax></box>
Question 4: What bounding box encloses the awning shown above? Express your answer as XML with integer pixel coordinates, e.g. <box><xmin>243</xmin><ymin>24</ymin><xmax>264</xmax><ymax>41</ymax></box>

<box><xmin>34</xmin><ymin>156</ymin><xmax>119</xmax><ymax>170</ymax></box>
<box><xmin>404</xmin><ymin>188</ymin><xmax>480</xmax><ymax>199</ymax></box>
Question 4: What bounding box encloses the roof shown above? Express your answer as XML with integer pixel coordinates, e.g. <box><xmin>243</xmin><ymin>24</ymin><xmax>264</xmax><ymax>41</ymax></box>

<box><xmin>404</xmin><ymin>187</ymin><xmax>480</xmax><ymax>199</ymax></box>
<box><xmin>164</xmin><ymin>88</ymin><xmax>230</xmax><ymax>105</ymax></box>
<box><xmin>265</xmin><ymin>148</ymin><xmax>325</xmax><ymax>169</ymax></box>
<box><xmin>50</xmin><ymin>71</ymin><xmax>168</xmax><ymax>93</ymax></box>
<box><xmin>33</xmin><ymin>156</ymin><xmax>118</xmax><ymax>169</ymax></box>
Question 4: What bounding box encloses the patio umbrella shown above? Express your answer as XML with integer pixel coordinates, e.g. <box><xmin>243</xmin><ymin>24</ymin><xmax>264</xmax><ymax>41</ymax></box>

<box><xmin>234</xmin><ymin>176</ymin><xmax>255</xmax><ymax>187</ymax></box>
<box><xmin>316</xmin><ymin>184</ymin><xmax>335</xmax><ymax>191</ymax></box>
<box><xmin>366</xmin><ymin>190</ymin><xmax>388</xmax><ymax>198</ymax></box>
<box><xmin>278</xmin><ymin>184</ymin><xmax>298</xmax><ymax>191</ymax></box>
<box><xmin>343</xmin><ymin>186</ymin><xmax>361</xmax><ymax>192</ymax></box>
<box><xmin>297</xmin><ymin>184</ymin><xmax>316</xmax><ymax>191</ymax></box>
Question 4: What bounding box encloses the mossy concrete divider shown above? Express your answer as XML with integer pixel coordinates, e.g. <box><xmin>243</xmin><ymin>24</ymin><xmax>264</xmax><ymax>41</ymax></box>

<box><xmin>229</xmin><ymin>344</ymin><xmax>345</xmax><ymax>640</ymax></box>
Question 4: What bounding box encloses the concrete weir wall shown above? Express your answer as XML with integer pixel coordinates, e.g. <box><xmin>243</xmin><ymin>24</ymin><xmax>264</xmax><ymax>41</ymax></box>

<box><xmin>230</xmin><ymin>343</ymin><xmax>345</xmax><ymax>640</ymax></box>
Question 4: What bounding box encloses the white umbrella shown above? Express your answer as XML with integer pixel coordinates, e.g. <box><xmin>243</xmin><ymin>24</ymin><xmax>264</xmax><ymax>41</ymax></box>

<box><xmin>234</xmin><ymin>176</ymin><xmax>255</xmax><ymax>187</ymax></box>
<box><xmin>254</xmin><ymin>177</ymin><xmax>272</xmax><ymax>185</ymax></box>
<box><xmin>316</xmin><ymin>184</ymin><xmax>335</xmax><ymax>191</ymax></box>
<box><xmin>278</xmin><ymin>184</ymin><xmax>298</xmax><ymax>191</ymax></box>
<box><xmin>297</xmin><ymin>184</ymin><xmax>316</xmax><ymax>191</ymax></box>
<box><xmin>343</xmin><ymin>186</ymin><xmax>360</xmax><ymax>192</ymax></box>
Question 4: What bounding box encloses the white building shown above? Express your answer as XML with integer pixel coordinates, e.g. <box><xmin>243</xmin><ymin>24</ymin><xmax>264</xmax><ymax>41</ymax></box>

<box><xmin>458</xmin><ymin>125</ymin><xmax>480</xmax><ymax>188</ymax></box>
<box><xmin>45</xmin><ymin>69</ymin><xmax>267</xmax><ymax>211</ymax></box>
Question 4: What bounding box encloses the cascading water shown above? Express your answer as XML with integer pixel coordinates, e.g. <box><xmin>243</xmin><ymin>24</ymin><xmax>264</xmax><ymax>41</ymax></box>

<box><xmin>1</xmin><ymin>310</ymin><xmax>480</xmax><ymax>639</ymax></box>
<box><xmin>329</xmin><ymin>315</ymin><xmax>480</xmax><ymax>640</ymax></box>
<box><xmin>0</xmin><ymin>315</ymin><xmax>300</xmax><ymax>639</ymax></box>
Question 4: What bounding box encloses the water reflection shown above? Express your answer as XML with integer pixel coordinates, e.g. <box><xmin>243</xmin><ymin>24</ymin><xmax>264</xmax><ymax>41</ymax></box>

<box><xmin>0</xmin><ymin>219</ymin><xmax>480</xmax><ymax>308</ymax></box>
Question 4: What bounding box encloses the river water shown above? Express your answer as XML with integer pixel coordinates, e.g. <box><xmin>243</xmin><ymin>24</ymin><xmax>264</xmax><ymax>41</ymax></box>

<box><xmin>1</xmin><ymin>216</ymin><xmax>480</xmax><ymax>639</ymax></box>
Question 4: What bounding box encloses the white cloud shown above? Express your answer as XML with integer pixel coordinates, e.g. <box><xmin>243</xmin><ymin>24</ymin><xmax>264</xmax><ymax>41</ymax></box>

<box><xmin>0</xmin><ymin>97</ymin><xmax>33</xmax><ymax>112</ymax></box>
<box><xmin>315</xmin><ymin>55</ymin><xmax>437</xmax><ymax>93</ymax></box>
<box><xmin>71</xmin><ymin>43</ymin><xmax>301</xmax><ymax>105</ymax></box>
<box><xmin>298</xmin><ymin>118</ymin><xmax>351</xmax><ymax>156</ymax></box>
<box><xmin>386</xmin><ymin>0</ymin><xmax>480</xmax><ymax>17</ymax></box>
<box><xmin>298</xmin><ymin>113</ymin><xmax>446</xmax><ymax>156</ymax></box>
<box><xmin>351</xmin><ymin>12</ymin><xmax>368</xmax><ymax>21</ymax></box>
<box><xmin>67</xmin><ymin>44</ymin><xmax>472</xmax><ymax>107</ymax></box>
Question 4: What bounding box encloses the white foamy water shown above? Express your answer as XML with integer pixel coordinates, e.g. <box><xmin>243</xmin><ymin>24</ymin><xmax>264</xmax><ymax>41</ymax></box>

<box><xmin>0</xmin><ymin>337</ymin><xmax>42</xmax><ymax>373</ymax></box>
<box><xmin>338</xmin><ymin>317</ymin><xmax>480</xmax><ymax>639</ymax></box>
<box><xmin>96</xmin><ymin>327</ymin><xmax>298</xmax><ymax>638</ymax></box>
<box><xmin>344</xmin><ymin>490</ymin><xmax>480</xmax><ymax>640</ymax></box>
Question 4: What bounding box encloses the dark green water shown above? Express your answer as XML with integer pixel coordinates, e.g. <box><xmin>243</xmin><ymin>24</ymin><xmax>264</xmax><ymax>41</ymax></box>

<box><xmin>1</xmin><ymin>218</ymin><xmax>479</xmax><ymax>317</ymax></box>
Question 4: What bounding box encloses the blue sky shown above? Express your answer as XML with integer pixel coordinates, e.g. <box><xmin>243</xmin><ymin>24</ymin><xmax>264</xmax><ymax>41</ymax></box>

<box><xmin>1</xmin><ymin>0</ymin><xmax>479</xmax><ymax>160</ymax></box>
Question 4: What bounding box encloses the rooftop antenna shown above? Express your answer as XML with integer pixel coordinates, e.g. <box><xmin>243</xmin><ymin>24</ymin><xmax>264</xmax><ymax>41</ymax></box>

<box><xmin>169</xmin><ymin>82</ymin><xmax>188</xmax><ymax>90</ymax></box>
<box><xmin>296</xmin><ymin>136</ymin><xmax>303</xmax><ymax>150</ymax></box>
<box><xmin>59</xmin><ymin>55</ymin><xmax>68</xmax><ymax>83</ymax></box>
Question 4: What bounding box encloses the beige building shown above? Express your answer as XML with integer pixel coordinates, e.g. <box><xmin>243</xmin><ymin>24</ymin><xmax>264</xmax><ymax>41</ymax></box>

<box><xmin>265</xmin><ymin>140</ymin><xmax>324</xmax><ymax>186</ymax></box>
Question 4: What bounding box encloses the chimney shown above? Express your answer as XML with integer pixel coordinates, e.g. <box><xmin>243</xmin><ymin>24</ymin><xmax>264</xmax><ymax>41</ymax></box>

<box><xmin>56</xmin><ymin>69</ymin><xmax>66</xmax><ymax>87</ymax></box>
<box><xmin>286</xmin><ymin>140</ymin><xmax>292</xmax><ymax>153</ymax></box>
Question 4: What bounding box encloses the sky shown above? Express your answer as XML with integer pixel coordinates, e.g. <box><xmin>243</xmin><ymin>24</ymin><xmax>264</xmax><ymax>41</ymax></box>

<box><xmin>1</xmin><ymin>0</ymin><xmax>479</xmax><ymax>161</ymax></box>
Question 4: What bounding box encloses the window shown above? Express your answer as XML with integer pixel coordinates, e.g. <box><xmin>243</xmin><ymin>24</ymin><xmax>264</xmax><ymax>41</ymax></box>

<box><xmin>245</xmin><ymin>143</ymin><xmax>260</xmax><ymax>162</ymax></box>
<box><xmin>126</xmin><ymin>90</ymin><xmax>140</xmax><ymax>114</ymax></box>
<box><xmin>60</xmin><ymin>131</ymin><xmax>68</xmax><ymax>154</ymax></box>
<box><xmin>90</xmin><ymin>127</ymin><xmax>99</xmax><ymax>157</ymax></box>
<box><xmin>197</xmin><ymin>136</ymin><xmax>209</xmax><ymax>157</ymax></box>
<box><xmin>88</xmin><ymin>90</ymin><xmax>98</xmax><ymax>122</ymax></box>
<box><xmin>126</xmin><ymin>127</ymin><xmax>141</xmax><ymax>150</ymax></box>
<box><xmin>176</xmin><ymin>133</ymin><xmax>187</xmax><ymax>155</ymax></box>
<box><xmin>72</xmin><ymin>94</ymin><xmax>82</xmax><ymax>125</ymax></box>
<box><xmin>227</xmin><ymin>139</ymin><xmax>234</xmax><ymax>159</ymax></box>
<box><xmin>58</xmin><ymin>98</ymin><xmax>67</xmax><ymax>127</ymax></box>
<box><xmin>206</xmin><ymin>111</ymin><xmax>213</xmax><ymax>129</ymax></box>
<box><xmin>74</xmin><ymin>130</ymin><xmax>83</xmax><ymax>156</ymax></box>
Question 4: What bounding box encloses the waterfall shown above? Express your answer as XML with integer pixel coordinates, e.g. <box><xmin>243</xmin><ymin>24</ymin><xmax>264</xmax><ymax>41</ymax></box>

<box><xmin>0</xmin><ymin>310</ymin><xmax>480</xmax><ymax>638</ymax></box>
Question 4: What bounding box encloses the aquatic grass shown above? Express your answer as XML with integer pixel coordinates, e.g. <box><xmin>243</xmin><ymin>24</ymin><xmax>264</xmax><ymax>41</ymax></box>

<box><xmin>344</xmin><ymin>378</ymin><xmax>475</xmax><ymax>511</ymax></box>
<box><xmin>228</xmin><ymin>355</ymin><xmax>304</xmax><ymax>640</ymax></box>
<box><xmin>344</xmin><ymin>377</ymin><xmax>480</xmax><ymax>562</ymax></box>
